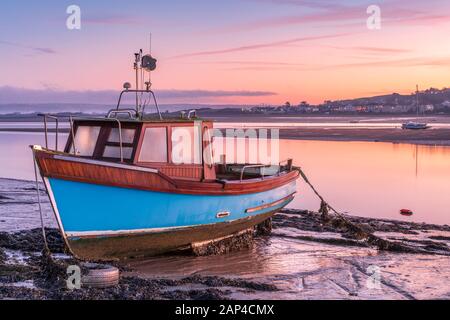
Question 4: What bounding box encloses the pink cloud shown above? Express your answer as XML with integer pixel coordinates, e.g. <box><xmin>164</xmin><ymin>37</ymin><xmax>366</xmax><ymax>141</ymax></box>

<box><xmin>219</xmin><ymin>2</ymin><xmax>450</xmax><ymax>32</ymax></box>
<box><xmin>323</xmin><ymin>57</ymin><xmax>450</xmax><ymax>69</ymax></box>
<box><xmin>248</xmin><ymin>0</ymin><xmax>348</xmax><ymax>10</ymax></box>
<box><xmin>0</xmin><ymin>40</ymin><xmax>56</xmax><ymax>55</ymax></box>
<box><xmin>327</xmin><ymin>46</ymin><xmax>413</xmax><ymax>55</ymax></box>
<box><xmin>172</xmin><ymin>33</ymin><xmax>352</xmax><ymax>58</ymax></box>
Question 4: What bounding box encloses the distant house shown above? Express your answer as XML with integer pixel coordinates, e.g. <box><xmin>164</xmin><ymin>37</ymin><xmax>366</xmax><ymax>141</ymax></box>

<box><xmin>423</xmin><ymin>104</ymin><xmax>434</xmax><ymax>112</ymax></box>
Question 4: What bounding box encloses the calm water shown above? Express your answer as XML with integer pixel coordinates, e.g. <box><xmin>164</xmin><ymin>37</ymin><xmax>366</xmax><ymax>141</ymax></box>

<box><xmin>0</xmin><ymin>131</ymin><xmax>449</xmax><ymax>224</ymax></box>
<box><xmin>1</xmin><ymin>130</ymin><xmax>450</xmax><ymax>299</ymax></box>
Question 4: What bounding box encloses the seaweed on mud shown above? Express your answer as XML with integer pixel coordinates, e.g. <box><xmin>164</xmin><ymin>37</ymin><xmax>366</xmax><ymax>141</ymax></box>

<box><xmin>191</xmin><ymin>230</ymin><xmax>254</xmax><ymax>256</ymax></box>
<box><xmin>32</xmin><ymin>251</ymin><xmax>71</xmax><ymax>290</ymax></box>
<box><xmin>163</xmin><ymin>288</ymin><xmax>231</xmax><ymax>300</ymax></box>
<box><xmin>0</xmin><ymin>247</ymin><xmax>276</xmax><ymax>300</ymax></box>
<box><xmin>428</xmin><ymin>235</ymin><xmax>450</xmax><ymax>241</ymax></box>
<box><xmin>44</xmin><ymin>277</ymin><xmax>166</xmax><ymax>300</ymax></box>
<box><xmin>274</xmin><ymin>233</ymin><xmax>369</xmax><ymax>248</ymax></box>
<box><xmin>0</xmin><ymin>228</ymin><xmax>65</xmax><ymax>253</ymax></box>
<box><xmin>0</xmin><ymin>247</ymin><xmax>5</xmax><ymax>264</ymax></box>
<box><xmin>179</xmin><ymin>275</ymin><xmax>278</xmax><ymax>292</ymax></box>
<box><xmin>0</xmin><ymin>286</ymin><xmax>46</xmax><ymax>300</ymax></box>
<box><xmin>0</xmin><ymin>264</ymin><xmax>38</xmax><ymax>284</ymax></box>
<box><xmin>277</xmin><ymin>209</ymin><xmax>450</xmax><ymax>255</ymax></box>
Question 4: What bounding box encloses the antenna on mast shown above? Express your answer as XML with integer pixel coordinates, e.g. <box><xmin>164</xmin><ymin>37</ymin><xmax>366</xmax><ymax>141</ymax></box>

<box><xmin>134</xmin><ymin>51</ymin><xmax>141</xmax><ymax>113</ymax></box>
<box><xmin>127</xmin><ymin>38</ymin><xmax>160</xmax><ymax>119</ymax></box>
<box><xmin>149</xmin><ymin>33</ymin><xmax>152</xmax><ymax>86</ymax></box>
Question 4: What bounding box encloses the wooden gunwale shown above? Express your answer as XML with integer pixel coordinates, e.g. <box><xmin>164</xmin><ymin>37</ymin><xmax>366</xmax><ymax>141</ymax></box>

<box><xmin>34</xmin><ymin>148</ymin><xmax>299</xmax><ymax>196</ymax></box>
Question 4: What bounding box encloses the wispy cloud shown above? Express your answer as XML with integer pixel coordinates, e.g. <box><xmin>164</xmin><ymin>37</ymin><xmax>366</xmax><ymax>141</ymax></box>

<box><xmin>220</xmin><ymin>7</ymin><xmax>363</xmax><ymax>32</ymax></box>
<box><xmin>219</xmin><ymin>56</ymin><xmax>450</xmax><ymax>72</ymax></box>
<box><xmin>83</xmin><ymin>14</ymin><xmax>145</xmax><ymax>26</ymax></box>
<box><xmin>386</xmin><ymin>13</ymin><xmax>450</xmax><ymax>25</ymax></box>
<box><xmin>172</xmin><ymin>33</ymin><xmax>352</xmax><ymax>58</ymax></box>
<box><xmin>351</xmin><ymin>46</ymin><xmax>412</xmax><ymax>54</ymax></box>
<box><xmin>322</xmin><ymin>56</ymin><xmax>450</xmax><ymax>70</ymax></box>
<box><xmin>255</xmin><ymin>0</ymin><xmax>348</xmax><ymax>10</ymax></box>
<box><xmin>206</xmin><ymin>60</ymin><xmax>305</xmax><ymax>66</ymax></box>
<box><xmin>328</xmin><ymin>46</ymin><xmax>413</xmax><ymax>55</ymax></box>
<box><xmin>0</xmin><ymin>40</ymin><xmax>56</xmax><ymax>55</ymax></box>
<box><xmin>221</xmin><ymin>1</ymin><xmax>450</xmax><ymax>32</ymax></box>
<box><xmin>0</xmin><ymin>86</ymin><xmax>276</xmax><ymax>104</ymax></box>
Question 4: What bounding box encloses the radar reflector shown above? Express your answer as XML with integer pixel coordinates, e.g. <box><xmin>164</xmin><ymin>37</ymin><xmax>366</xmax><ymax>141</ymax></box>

<box><xmin>141</xmin><ymin>54</ymin><xmax>157</xmax><ymax>71</ymax></box>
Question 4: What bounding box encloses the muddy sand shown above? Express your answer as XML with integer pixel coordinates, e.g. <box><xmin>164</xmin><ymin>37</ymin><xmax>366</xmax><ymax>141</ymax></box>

<box><xmin>278</xmin><ymin>127</ymin><xmax>450</xmax><ymax>146</ymax></box>
<box><xmin>1</xmin><ymin>178</ymin><xmax>450</xmax><ymax>300</ymax></box>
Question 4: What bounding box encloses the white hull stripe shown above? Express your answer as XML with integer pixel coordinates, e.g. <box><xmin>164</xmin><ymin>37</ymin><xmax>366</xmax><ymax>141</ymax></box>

<box><xmin>53</xmin><ymin>154</ymin><xmax>158</xmax><ymax>174</ymax></box>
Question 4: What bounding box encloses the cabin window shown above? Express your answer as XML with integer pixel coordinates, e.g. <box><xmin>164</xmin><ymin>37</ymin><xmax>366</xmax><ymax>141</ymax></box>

<box><xmin>101</xmin><ymin>127</ymin><xmax>136</xmax><ymax>160</ymax></box>
<box><xmin>107</xmin><ymin>128</ymin><xmax>136</xmax><ymax>144</ymax></box>
<box><xmin>138</xmin><ymin>127</ymin><xmax>168</xmax><ymax>162</ymax></box>
<box><xmin>103</xmin><ymin>146</ymin><xmax>134</xmax><ymax>159</ymax></box>
<box><xmin>72</xmin><ymin>126</ymin><xmax>101</xmax><ymax>156</ymax></box>
<box><xmin>171</xmin><ymin>126</ymin><xmax>202</xmax><ymax>165</ymax></box>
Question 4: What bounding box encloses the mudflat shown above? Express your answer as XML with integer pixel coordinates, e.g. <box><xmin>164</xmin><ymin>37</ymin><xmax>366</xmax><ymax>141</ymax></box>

<box><xmin>279</xmin><ymin>127</ymin><xmax>450</xmax><ymax>146</ymax></box>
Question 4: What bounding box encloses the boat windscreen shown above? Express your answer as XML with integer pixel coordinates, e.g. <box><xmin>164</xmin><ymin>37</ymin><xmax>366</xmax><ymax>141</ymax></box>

<box><xmin>71</xmin><ymin>126</ymin><xmax>101</xmax><ymax>156</ymax></box>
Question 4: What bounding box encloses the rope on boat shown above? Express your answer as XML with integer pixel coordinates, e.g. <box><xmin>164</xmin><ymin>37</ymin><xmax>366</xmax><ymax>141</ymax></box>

<box><xmin>293</xmin><ymin>166</ymin><xmax>432</xmax><ymax>254</ymax></box>
<box><xmin>32</xmin><ymin>150</ymin><xmax>51</xmax><ymax>257</ymax></box>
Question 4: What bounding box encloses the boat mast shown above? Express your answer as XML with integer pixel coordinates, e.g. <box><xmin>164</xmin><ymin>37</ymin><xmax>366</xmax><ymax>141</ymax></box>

<box><xmin>134</xmin><ymin>51</ymin><xmax>140</xmax><ymax>114</ymax></box>
<box><xmin>121</xmin><ymin>41</ymin><xmax>160</xmax><ymax>120</ymax></box>
<box><xmin>416</xmin><ymin>84</ymin><xmax>419</xmax><ymax>120</ymax></box>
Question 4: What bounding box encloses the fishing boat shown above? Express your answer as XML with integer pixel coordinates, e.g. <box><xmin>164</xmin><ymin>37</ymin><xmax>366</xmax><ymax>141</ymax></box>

<box><xmin>32</xmin><ymin>50</ymin><xmax>300</xmax><ymax>260</ymax></box>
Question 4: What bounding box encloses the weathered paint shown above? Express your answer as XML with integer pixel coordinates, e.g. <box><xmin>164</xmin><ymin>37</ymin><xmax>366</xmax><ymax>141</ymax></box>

<box><xmin>67</xmin><ymin>211</ymin><xmax>278</xmax><ymax>260</ymax></box>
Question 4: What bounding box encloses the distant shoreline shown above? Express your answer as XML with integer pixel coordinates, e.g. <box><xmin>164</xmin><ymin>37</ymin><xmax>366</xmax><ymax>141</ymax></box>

<box><xmin>1</xmin><ymin>113</ymin><xmax>450</xmax><ymax>123</ymax></box>
<box><xmin>1</xmin><ymin>114</ymin><xmax>450</xmax><ymax>146</ymax></box>
<box><xmin>1</xmin><ymin>127</ymin><xmax>450</xmax><ymax>146</ymax></box>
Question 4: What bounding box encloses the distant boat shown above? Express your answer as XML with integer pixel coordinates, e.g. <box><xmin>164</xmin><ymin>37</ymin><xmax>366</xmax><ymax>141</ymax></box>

<box><xmin>400</xmin><ymin>209</ymin><xmax>413</xmax><ymax>216</ymax></box>
<box><xmin>402</xmin><ymin>85</ymin><xmax>430</xmax><ymax>130</ymax></box>
<box><xmin>401</xmin><ymin>122</ymin><xmax>429</xmax><ymax>130</ymax></box>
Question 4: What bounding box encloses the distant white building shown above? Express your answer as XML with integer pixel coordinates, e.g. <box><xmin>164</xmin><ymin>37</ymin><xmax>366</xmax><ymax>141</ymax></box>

<box><xmin>423</xmin><ymin>104</ymin><xmax>434</xmax><ymax>112</ymax></box>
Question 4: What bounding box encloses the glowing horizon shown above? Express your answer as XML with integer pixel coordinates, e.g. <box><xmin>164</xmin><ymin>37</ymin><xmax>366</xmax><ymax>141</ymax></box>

<box><xmin>1</xmin><ymin>0</ymin><xmax>450</xmax><ymax>105</ymax></box>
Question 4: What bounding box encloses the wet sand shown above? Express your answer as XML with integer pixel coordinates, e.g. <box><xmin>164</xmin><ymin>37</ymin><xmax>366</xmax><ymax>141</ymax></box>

<box><xmin>2</xmin><ymin>114</ymin><xmax>450</xmax><ymax>146</ymax></box>
<box><xmin>1</xmin><ymin>178</ymin><xmax>450</xmax><ymax>300</ymax></box>
<box><xmin>278</xmin><ymin>127</ymin><xmax>450</xmax><ymax>146</ymax></box>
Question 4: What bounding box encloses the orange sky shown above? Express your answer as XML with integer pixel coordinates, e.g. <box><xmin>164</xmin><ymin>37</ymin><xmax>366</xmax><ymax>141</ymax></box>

<box><xmin>1</xmin><ymin>0</ymin><xmax>450</xmax><ymax>105</ymax></box>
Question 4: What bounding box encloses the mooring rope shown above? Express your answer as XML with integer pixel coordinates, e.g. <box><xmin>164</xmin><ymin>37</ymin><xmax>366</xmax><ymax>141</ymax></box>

<box><xmin>293</xmin><ymin>166</ymin><xmax>439</xmax><ymax>254</ymax></box>
<box><xmin>32</xmin><ymin>150</ymin><xmax>50</xmax><ymax>256</ymax></box>
<box><xmin>295</xmin><ymin>166</ymin><xmax>349</xmax><ymax>221</ymax></box>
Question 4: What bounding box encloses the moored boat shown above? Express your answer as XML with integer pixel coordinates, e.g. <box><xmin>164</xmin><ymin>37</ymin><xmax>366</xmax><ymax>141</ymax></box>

<box><xmin>32</xmin><ymin>50</ymin><xmax>300</xmax><ymax>260</ymax></box>
<box><xmin>401</xmin><ymin>122</ymin><xmax>429</xmax><ymax>130</ymax></box>
<box><xmin>401</xmin><ymin>85</ymin><xmax>430</xmax><ymax>130</ymax></box>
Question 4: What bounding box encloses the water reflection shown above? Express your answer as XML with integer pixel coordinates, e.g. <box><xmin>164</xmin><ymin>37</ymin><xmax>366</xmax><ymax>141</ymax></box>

<box><xmin>282</xmin><ymin>140</ymin><xmax>450</xmax><ymax>224</ymax></box>
<box><xmin>0</xmin><ymin>132</ymin><xmax>449</xmax><ymax>224</ymax></box>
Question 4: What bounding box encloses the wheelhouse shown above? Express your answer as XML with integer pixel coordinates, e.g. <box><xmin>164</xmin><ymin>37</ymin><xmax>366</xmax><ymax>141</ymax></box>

<box><xmin>64</xmin><ymin>118</ymin><xmax>216</xmax><ymax>182</ymax></box>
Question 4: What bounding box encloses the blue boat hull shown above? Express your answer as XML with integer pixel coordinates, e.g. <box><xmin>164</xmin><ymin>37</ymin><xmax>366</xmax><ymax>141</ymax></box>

<box><xmin>44</xmin><ymin>177</ymin><xmax>296</xmax><ymax>259</ymax></box>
